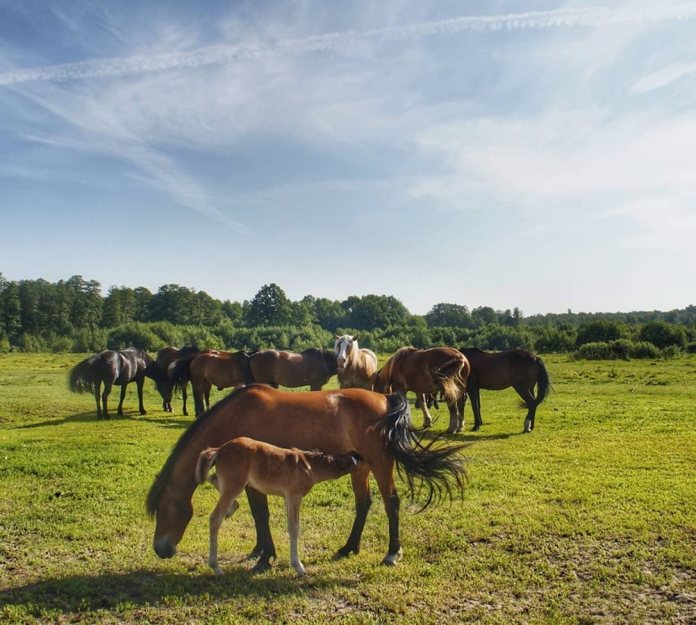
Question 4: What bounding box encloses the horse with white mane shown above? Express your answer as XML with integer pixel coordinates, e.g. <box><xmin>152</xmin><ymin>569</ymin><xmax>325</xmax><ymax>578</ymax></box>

<box><xmin>334</xmin><ymin>335</ymin><xmax>378</xmax><ymax>390</ymax></box>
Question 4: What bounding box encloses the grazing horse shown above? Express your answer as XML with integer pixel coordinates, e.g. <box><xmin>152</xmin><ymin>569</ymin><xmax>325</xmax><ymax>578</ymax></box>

<box><xmin>334</xmin><ymin>335</ymin><xmax>378</xmax><ymax>390</ymax></box>
<box><xmin>147</xmin><ymin>385</ymin><xmax>466</xmax><ymax>571</ymax></box>
<box><xmin>249</xmin><ymin>348</ymin><xmax>337</xmax><ymax>391</ymax></box>
<box><xmin>373</xmin><ymin>347</ymin><xmax>469</xmax><ymax>434</ymax></box>
<box><xmin>68</xmin><ymin>348</ymin><xmax>167</xmax><ymax>418</ymax></box>
<box><xmin>458</xmin><ymin>348</ymin><xmax>551</xmax><ymax>433</ymax></box>
<box><xmin>169</xmin><ymin>350</ymin><xmax>253</xmax><ymax>417</ymax></box>
<box><xmin>197</xmin><ymin>437</ymin><xmax>362</xmax><ymax>577</ymax></box>
<box><xmin>156</xmin><ymin>346</ymin><xmax>200</xmax><ymax>414</ymax></box>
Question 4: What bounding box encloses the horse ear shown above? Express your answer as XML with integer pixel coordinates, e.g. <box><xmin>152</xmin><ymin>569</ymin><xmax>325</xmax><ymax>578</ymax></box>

<box><xmin>334</xmin><ymin>335</ymin><xmax>340</xmax><ymax>340</ymax></box>
<box><xmin>353</xmin><ymin>335</ymin><xmax>358</xmax><ymax>342</ymax></box>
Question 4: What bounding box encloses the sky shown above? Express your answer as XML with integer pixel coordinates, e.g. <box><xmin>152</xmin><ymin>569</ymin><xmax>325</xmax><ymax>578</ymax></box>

<box><xmin>1</xmin><ymin>0</ymin><xmax>695</xmax><ymax>316</ymax></box>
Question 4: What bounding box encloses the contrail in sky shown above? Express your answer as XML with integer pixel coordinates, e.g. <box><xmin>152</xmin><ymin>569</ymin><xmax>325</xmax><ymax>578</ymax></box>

<box><xmin>2</xmin><ymin>4</ymin><xmax>696</xmax><ymax>86</ymax></box>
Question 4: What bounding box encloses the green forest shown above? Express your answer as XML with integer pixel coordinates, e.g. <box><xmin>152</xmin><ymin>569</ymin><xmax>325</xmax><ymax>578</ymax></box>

<box><xmin>0</xmin><ymin>273</ymin><xmax>694</xmax><ymax>358</ymax></box>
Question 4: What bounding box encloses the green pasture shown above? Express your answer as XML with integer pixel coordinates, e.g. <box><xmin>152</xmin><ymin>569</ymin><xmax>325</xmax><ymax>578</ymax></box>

<box><xmin>0</xmin><ymin>353</ymin><xmax>694</xmax><ymax>624</ymax></box>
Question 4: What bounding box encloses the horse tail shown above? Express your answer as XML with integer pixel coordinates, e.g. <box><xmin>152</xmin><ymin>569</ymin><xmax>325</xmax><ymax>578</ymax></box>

<box><xmin>169</xmin><ymin>355</ymin><xmax>196</xmax><ymax>392</ymax></box>
<box><xmin>68</xmin><ymin>356</ymin><xmax>98</xmax><ymax>393</ymax></box>
<box><xmin>195</xmin><ymin>447</ymin><xmax>220</xmax><ymax>485</ymax></box>
<box><xmin>434</xmin><ymin>355</ymin><xmax>466</xmax><ymax>405</ymax></box>
<box><xmin>378</xmin><ymin>393</ymin><xmax>467</xmax><ymax>510</ymax></box>
<box><xmin>535</xmin><ymin>357</ymin><xmax>551</xmax><ymax>405</ymax></box>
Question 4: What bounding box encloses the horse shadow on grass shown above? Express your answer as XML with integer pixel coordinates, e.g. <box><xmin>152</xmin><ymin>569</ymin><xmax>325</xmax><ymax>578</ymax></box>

<box><xmin>13</xmin><ymin>411</ymin><xmax>193</xmax><ymax>430</ymax></box>
<box><xmin>0</xmin><ymin>565</ymin><xmax>359</xmax><ymax>616</ymax></box>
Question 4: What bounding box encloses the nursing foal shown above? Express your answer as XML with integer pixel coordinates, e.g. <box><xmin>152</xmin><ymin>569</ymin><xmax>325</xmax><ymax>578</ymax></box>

<box><xmin>196</xmin><ymin>437</ymin><xmax>362</xmax><ymax>577</ymax></box>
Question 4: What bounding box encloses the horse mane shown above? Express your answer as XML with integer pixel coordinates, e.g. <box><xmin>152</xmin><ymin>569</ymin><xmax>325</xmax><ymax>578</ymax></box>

<box><xmin>146</xmin><ymin>384</ymin><xmax>258</xmax><ymax>517</ymax></box>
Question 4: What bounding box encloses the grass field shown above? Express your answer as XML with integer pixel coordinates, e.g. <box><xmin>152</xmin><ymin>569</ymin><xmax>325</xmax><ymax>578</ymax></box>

<box><xmin>0</xmin><ymin>353</ymin><xmax>694</xmax><ymax>624</ymax></box>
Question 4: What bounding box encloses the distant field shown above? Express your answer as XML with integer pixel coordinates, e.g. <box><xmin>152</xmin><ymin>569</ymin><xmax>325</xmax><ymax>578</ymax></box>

<box><xmin>0</xmin><ymin>353</ymin><xmax>694</xmax><ymax>624</ymax></box>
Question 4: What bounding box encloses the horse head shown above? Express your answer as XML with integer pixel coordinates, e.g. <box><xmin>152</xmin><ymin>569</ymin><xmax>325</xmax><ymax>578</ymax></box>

<box><xmin>149</xmin><ymin>481</ymin><xmax>194</xmax><ymax>559</ymax></box>
<box><xmin>334</xmin><ymin>335</ymin><xmax>357</xmax><ymax>372</ymax></box>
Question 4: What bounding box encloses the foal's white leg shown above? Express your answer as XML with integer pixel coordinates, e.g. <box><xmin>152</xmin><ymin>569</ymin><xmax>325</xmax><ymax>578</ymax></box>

<box><xmin>418</xmin><ymin>393</ymin><xmax>433</xmax><ymax>428</ymax></box>
<box><xmin>285</xmin><ymin>495</ymin><xmax>306</xmax><ymax>577</ymax></box>
<box><xmin>208</xmin><ymin>490</ymin><xmax>240</xmax><ymax>575</ymax></box>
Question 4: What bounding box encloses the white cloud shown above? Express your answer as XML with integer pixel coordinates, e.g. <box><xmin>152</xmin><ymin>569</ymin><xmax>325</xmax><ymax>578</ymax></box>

<box><xmin>630</xmin><ymin>60</ymin><xmax>696</xmax><ymax>93</ymax></box>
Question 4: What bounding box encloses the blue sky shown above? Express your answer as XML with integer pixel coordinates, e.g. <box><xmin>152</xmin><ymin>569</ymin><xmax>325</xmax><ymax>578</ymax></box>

<box><xmin>1</xmin><ymin>1</ymin><xmax>695</xmax><ymax>315</ymax></box>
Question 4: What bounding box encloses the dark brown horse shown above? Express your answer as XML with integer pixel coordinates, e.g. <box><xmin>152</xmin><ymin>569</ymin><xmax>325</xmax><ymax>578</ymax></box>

<box><xmin>373</xmin><ymin>347</ymin><xmax>469</xmax><ymax>433</ymax></box>
<box><xmin>68</xmin><ymin>348</ymin><xmax>167</xmax><ymax>418</ymax></box>
<box><xmin>458</xmin><ymin>348</ymin><xmax>551</xmax><ymax>433</ymax></box>
<box><xmin>147</xmin><ymin>385</ymin><xmax>466</xmax><ymax>571</ymax></box>
<box><xmin>169</xmin><ymin>350</ymin><xmax>253</xmax><ymax>417</ymax></box>
<box><xmin>249</xmin><ymin>348</ymin><xmax>337</xmax><ymax>391</ymax></box>
<box><xmin>156</xmin><ymin>346</ymin><xmax>200</xmax><ymax>414</ymax></box>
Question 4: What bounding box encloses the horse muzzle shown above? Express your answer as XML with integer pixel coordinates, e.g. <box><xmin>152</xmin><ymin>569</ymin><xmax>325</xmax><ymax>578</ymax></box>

<box><xmin>154</xmin><ymin>538</ymin><xmax>177</xmax><ymax>559</ymax></box>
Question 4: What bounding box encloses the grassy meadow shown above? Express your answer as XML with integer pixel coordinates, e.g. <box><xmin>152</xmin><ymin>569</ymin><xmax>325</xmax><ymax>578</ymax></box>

<box><xmin>0</xmin><ymin>353</ymin><xmax>694</xmax><ymax>624</ymax></box>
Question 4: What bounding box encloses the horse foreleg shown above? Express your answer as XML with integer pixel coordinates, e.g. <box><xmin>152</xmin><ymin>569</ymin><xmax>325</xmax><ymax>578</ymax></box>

<box><xmin>136</xmin><ymin>376</ymin><xmax>146</xmax><ymax>415</ymax></box>
<box><xmin>181</xmin><ymin>383</ymin><xmax>189</xmax><ymax>416</ymax></box>
<box><xmin>94</xmin><ymin>380</ymin><xmax>102</xmax><ymax>418</ymax></box>
<box><xmin>335</xmin><ymin>464</ymin><xmax>372</xmax><ymax>559</ymax></box>
<box><xmin>245</xmin><ymin>487</ymin><xmax>276</xmax><ymax>572</ymax></box>
<box><xmin>372</xmin><ymin>461</ymin><xmax>401</xmax><ymax>565</ymax></box>
<box><xmin>285</xmin><ymin>495</ymin><xmax>306</xmax><ymax>576</ymax></box>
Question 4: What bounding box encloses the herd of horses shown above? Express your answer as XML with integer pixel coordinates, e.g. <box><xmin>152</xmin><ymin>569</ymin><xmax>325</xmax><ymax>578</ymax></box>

<box><xmin>68</xmin><ymin>336</ymin><xmax>550</xmax><ymax>575</ymax></box>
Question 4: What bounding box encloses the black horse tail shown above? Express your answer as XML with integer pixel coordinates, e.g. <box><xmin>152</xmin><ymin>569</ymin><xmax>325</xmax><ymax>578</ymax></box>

<box><xmin>378</xmin><ymin>393</ymin><xmax>467</xmax><ymax>510</ymax></box>
<box><xmin>68</xmin><ymin>355</ymin><xmax>98</xmax><ymax>393</ymax></box>
<box><xmin>535</xmin><ymin>357</ymin><xmax>551</xmax><ymax>405</ymax></box>
<box><xmin>169</xmin><ymin>354</ymin><xmax>196</xmax><ymax>392</ymax></box>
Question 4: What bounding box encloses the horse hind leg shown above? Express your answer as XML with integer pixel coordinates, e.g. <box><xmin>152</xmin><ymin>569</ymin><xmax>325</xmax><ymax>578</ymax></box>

<box><xmin>513</xmin><ymin>383</ymin><xmax>536</xmax><ymax>433</ymax></box>
<box><xmin>335</xmin><ymin>464</ymin><xmax>372</xmax><ymax>559</ymax></box>
<box><xmin>371</xmin><ymin>458</ymin><xmax>402</xmax><ymax>565</ymax></box>
<box><xmin>102</xmin><ymin>382</ymin><xmax>112</xmax><ymax>419</ymax></box>
<box><xmin>93</xmin><ymin>380</ymin><xmax>102</xmax><ymax>418</ymax></box>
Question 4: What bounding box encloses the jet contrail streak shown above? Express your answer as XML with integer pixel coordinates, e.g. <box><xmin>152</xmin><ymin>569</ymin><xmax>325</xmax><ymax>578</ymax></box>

<box><xmin>2</xmin><ymin>4</ymin><xmax>695</xmax><ymax>86</ymax></box>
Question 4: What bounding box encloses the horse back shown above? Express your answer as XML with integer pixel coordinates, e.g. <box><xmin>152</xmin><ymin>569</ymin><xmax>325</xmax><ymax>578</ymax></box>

<box><xmin>461</xmin><ymin>348</ymin><xmax>539</xmax><ymax>390</ymax></box>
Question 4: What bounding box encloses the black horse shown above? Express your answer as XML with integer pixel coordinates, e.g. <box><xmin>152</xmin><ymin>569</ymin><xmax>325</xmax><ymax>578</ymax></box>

<box><xmin>457</xmin><ymin>347</ymin><xmax>551</xmax><ymax>433</ymax></box>
<box><xmin>68</xmin><ymin>348</ymin><xmax>168</xmax><ymax>419</ymax></box>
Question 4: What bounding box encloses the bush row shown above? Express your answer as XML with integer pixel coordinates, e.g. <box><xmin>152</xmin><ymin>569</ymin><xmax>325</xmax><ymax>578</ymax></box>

<box><xmin>1</xmin><ymin>321</ymin><xmax>691</xmax><ymax>360</ymax></box>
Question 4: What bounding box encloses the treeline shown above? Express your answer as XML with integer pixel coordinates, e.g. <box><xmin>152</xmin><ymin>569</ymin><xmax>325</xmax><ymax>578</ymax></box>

<box><xmin>0</xmin><ymin>274</ymin><xmax>694</xmax><ymax>358</ymax></box>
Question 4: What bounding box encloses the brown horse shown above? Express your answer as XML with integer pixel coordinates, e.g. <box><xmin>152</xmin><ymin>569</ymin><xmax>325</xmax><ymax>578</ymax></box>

<box><xmin>334</xmin><ymin>335</ymin><xmax>378</xmax><ymax>390</ymax></box>
<box><xmin>156</xmin><ymin>346</ymin><xmax>200</xmax><ymax>414</ymax></box>
<box><xmin>170</xmin><ymin>350</ymin><xmax>253</xmax><ymax>417</ymax></box>
<box><xmin>196</xmin><ymin>437</ymin><xmax>362</xmax><ymax>577</ymax></box>
<box><xmin>458</xmin><ymin>348</ymin><xmax>551</xmax><ymax>433</ymax></box>
<box><xmin>249</xmin><ymin>348</ymin><xmax>337</xmax><ymax>391</ymax></box>
<box><xmin>373</xmin><ymin>347</ymin><xmax>469</xmax><ymax>434</ymax></box>
<box><xmin>147</xmin><ymin>385</ymin><xmax>466</xmax><ymax>571</ymax></box>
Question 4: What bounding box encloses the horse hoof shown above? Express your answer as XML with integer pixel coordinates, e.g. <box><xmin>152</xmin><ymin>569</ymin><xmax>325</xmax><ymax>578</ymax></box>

<box><xmin>212</xmin><ymin>565</ymin><xmax>223</xmax><ymax>576</ymax></box>
<box><xmin>381</xmin><ymin>549</ymin><xmax>403</xmax><ymax>566</ymax></box>
<box><xmin>333</xmin><ymin>545</ymin><xmax>357</xmax><ymax>560</ymax></box>
<box><xmin>251</xmin><ymin>558</ymin><xmax>272</xmax><ymax>574</ymax></box>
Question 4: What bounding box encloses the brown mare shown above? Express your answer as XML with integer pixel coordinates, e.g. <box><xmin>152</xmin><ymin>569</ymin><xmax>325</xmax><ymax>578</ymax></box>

<box><xmin>373</xmin><ymin>347</ymin><xmax>469</xmax><ymax>434</ymax></box>
<box><xmin>334</xmin><ymin>335</ymin><xmax>378</xmax><ymax>390</ymax></box>
<box><xmin>169</xmin><ymin>350</ymin><xmax>254</xmax><ymax>417</ymax></box>
<box><xmin>147</xmin><ymin>385</ymin><xmax>466</xmax><ymax>571</ymax></box>
<box><xmin>249</xmin><ymin>348</ymin><xmax>337</xmax><ymax>391</ymax></box>
<box><xmin>197</xmin><ymin>437</ymin><xmax>362</xmax><ymax>576</ymax></box>
<box><xmin>156</xmin><ymin>346</ymin><xmax>200</xmax><ymax>414</ymax></box>
<box><xmin>68</xmin><ymin>348</ymin><xmax>168</xmax><ymax>418</ymax></box>
<box><xmin>458</xmin><ymin>348</ymin><xmax>551</xmax><ymax>433</ymax></box>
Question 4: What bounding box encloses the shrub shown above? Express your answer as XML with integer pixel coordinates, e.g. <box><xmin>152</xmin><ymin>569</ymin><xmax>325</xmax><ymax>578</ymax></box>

<box><xmin>575</xmin><ymin>341</ymin><xmax>613</xmax><ymax>360</ymax></box>
<box><xmin>72</xmin><ymin>328</ymin><xmax>108</xmax><ymax>352</ymax></box>
<box><xmin>17</xmin><ymin>333</ymin><xmax>47</xmax><ymax>353</ymax></box>
<box><xmin>660</xmin><ymin>345</ymin><xmax>681</xmax><ymax>359</ymax></box>
<box><xmin>629</xmin><ymin>341</ymin><xmax>661</xmax><ymax>359</ymax></box>
<box><xmin>51</xmin><ymin>336</ymin><xmax>74</xmax><ymax>353</ymax></box>
<box><xmin>686</xmin><ymin>342</ymin><xmax>696</xmax><ymax>354</ymax></box>
<box><xmin>638</xmin><ymin>321</ymin><xmax>687</xmax><ymax>350</ymax></box>
<box><xmin>576</xmin><ymin>320</ymin><xmax>627</xmax><ymax>346</ymax></box>
<box><xmin>107</xmin><ymin>323</ymin><xmax>163</xmax><ymax>351</ymax></box>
